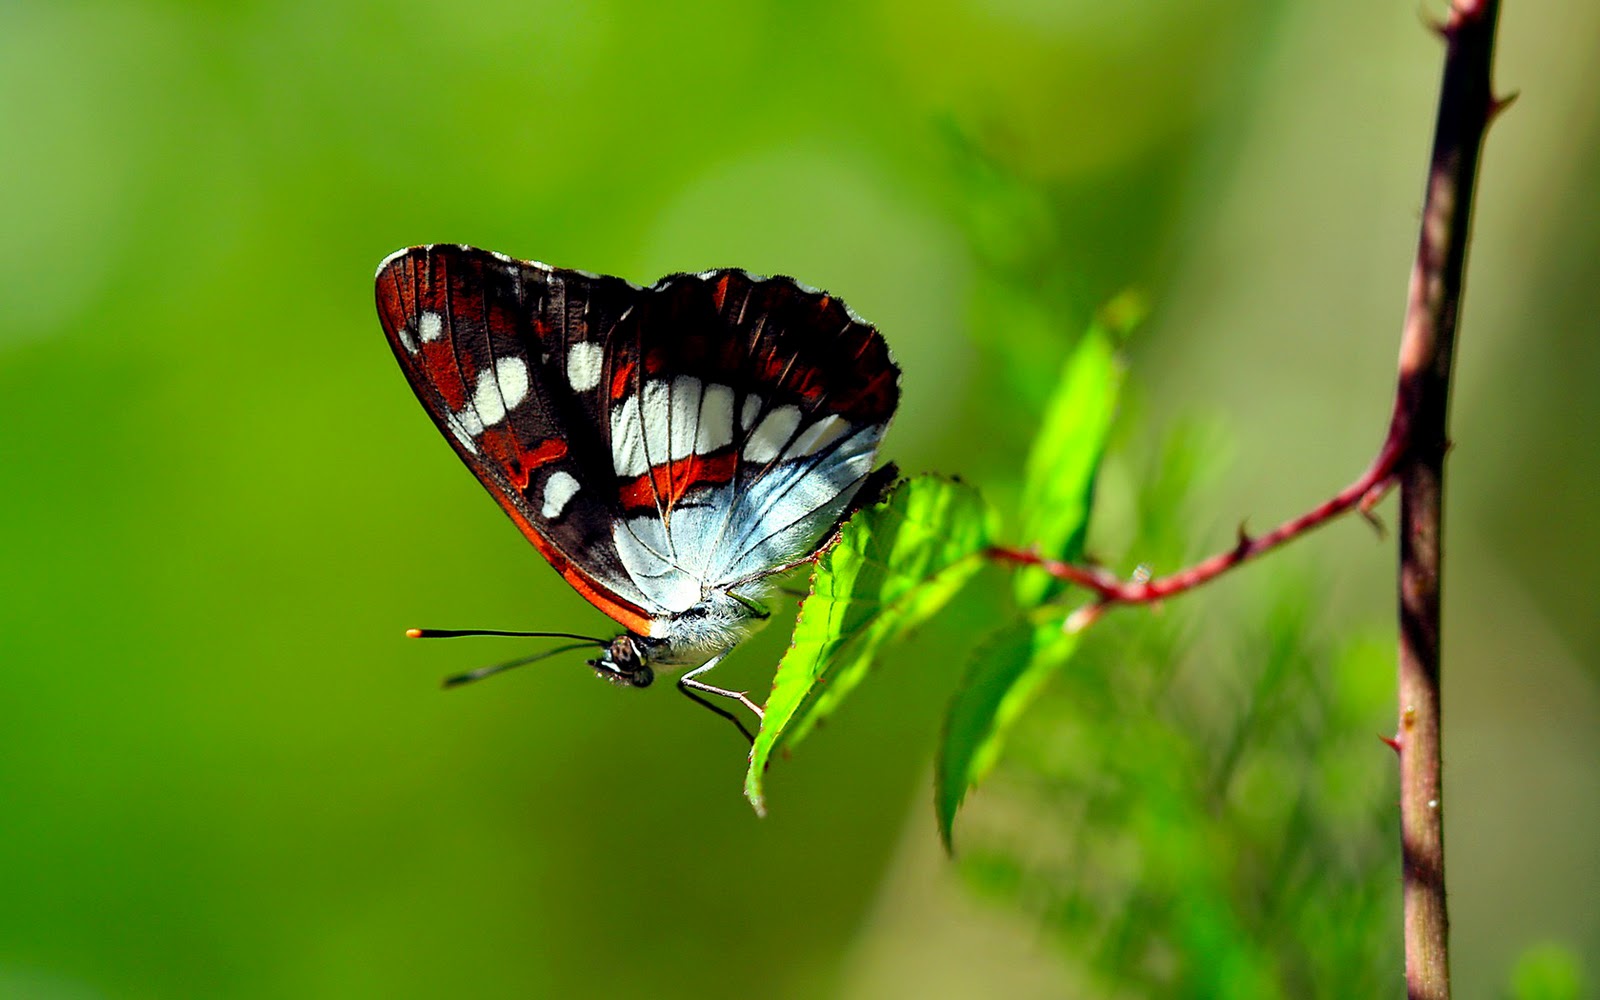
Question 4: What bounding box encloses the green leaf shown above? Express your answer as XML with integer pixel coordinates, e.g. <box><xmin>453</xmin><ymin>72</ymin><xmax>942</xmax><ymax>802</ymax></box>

<box><xmin>1012</xmin><ymin>295</ymin><xmax>1140</xmax><ymax>608</ymax></box>
<box><xmin>937</xmin><ymin>616</ymin><xmax>1081</xmax><ymax>849</ymax></box>
<box><xmin>744</xmin><ymin>475</ymin><xmax>997</xmax><ymax>816</ymax></box>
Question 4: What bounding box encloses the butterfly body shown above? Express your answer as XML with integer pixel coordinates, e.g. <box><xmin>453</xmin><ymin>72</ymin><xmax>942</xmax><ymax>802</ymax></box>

<box><xmin>375</xmin><ymin>245</ymin><xmax>898</xmax><ymax>706</ymax></box>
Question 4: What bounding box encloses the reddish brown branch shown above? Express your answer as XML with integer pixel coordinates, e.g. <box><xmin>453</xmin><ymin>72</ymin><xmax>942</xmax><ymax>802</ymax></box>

<box><xmin>1395</xmin><ymin>3</ymin><xmax>1503</xmax><ymax>997</ymax></box>
<box><xmin>988</xmin><ymin>432</ymin><xmax>1403</xmax><ymax>609</ymax></box>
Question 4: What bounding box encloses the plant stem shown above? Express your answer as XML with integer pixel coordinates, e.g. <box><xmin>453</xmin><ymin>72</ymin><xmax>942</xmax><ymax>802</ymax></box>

<box><xmin>987</xmin><ymin>429</ymin><xmax>1400</xmax><ymax>607</ymax></box>
<box><xmin>1396</xmin><ymin>3</ymin><xmax>1504</xmax><ymax>997</ymax></box>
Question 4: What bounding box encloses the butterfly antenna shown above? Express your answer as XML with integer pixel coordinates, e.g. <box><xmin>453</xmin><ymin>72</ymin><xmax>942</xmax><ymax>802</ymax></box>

<box><xmin>440</xmin><ymin>642</ymin><xmax>601</xmax><ymax>689</ymax></box>
<box><xmin>407</xmin><ymin>628</ymin><xmax>609</xmax><ymax>642</ymax></box>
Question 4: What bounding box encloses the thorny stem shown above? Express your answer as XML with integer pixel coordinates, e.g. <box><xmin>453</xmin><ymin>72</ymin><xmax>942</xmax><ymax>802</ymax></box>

<box><xmin>1395</xmin><ymin>3</ymin><xmax>1503</xmax><ymax>997</ymax></box>
<box><xmin>989</xmin><ymin>3</ymin><xmax>1506</xmax><ymax>995</ymax></box>
<box><xmin>988</xmin><ymin>430</ymin><xmax>1404</xmax><ymax>609</ymax></box>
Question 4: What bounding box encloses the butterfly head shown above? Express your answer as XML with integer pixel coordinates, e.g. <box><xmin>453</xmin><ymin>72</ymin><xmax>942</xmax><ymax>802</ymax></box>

<box><xmin>589</xmin><ymin>590</ymin><xmax>770</xmax><ymax>685</ymax></box>
<box><xmin>588</xmin><ymin>634</ymin><xmax>655</xmax><ymax>689</ymax></box>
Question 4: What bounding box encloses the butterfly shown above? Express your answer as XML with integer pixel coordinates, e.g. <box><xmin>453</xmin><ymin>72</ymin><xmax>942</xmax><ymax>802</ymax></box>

<box><xmin>375</xmin><ymin>244</ymin><xmax>899</xmax><ymax>731</ymax></box>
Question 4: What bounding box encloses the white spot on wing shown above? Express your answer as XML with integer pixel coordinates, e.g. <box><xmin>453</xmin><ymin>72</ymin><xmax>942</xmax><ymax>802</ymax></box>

<box><xmin>739</xmin><ymin>394</ymin><xmax>763</xmax><ymax>430</ymax></box>
<box><xmin>743</xmin><ymin>405</ymin><xmax>801</xmax><ymax>463</ymax></box>
<box><xmin>696</xmin><ymin>384</ymin><xmax>735</xmax><ymax>455</ymax></box>
<box><xmin>418</xmin><ymin>311</ymin><xmax>443</xmax><ymax>343</ymax></box>
<box><xmin>473</xmin><ymin>369</ymin><xmax>507</xmax><ymax>425</ymax></box>
<box><xmin>465</xmin><ymin>352</ymin><xmax>534</xmax><ymax>427</ymax></box>
<box><xmin>785</xmin><ymin>414</ymin><xmax>849</xmax><ymax>458</ymax></box>
<box><xmin>541</xmin><ymin>471</ymin><xmax>580</xmax><ymax>519</ymax></box>
<box><xmin>610</xmin><ymin>395</ymin><xmax>647</xmax><ymax>476</ymax></box>
<box><xmin>495</xmin><ymin>356</ymin><xmax>529</xmax><ymax>410</ymax></box>
<box><xmin>567</xmin><ymin>341</ymin><xmax>604</xmax><ymax>392</ymax></box>
<box><xmin>641</xmin><ymin>379</ymin><xmax>671</xmax><ymax>464</ymax></box>
<box><xmin>397</xmin><ymin>323</ymin><xmax>418</xmax><ymax>355</ymax></box>
<box><xmin>668</xmin><ymin>376</ymin><xmax>704</xmax><ymax>461</ymax></box>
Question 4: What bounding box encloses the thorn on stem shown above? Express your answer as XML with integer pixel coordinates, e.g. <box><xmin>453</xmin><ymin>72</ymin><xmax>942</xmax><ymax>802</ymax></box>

<box><xmin>1489</xmin><ymin>91</ymin><xmax>1519</xmax><ymax>121</ymax></box>
<box><xmin>1380</xmin><ymin>733</ymin><xmax>1403</xmax><ymax>754</ymax></box>
<box><xmin>1234</xmin><ymin>521</ymin><xmax>1254</xmax><ymax>555</ymax></box>
<box><xmin>1358</xmin><ymin>475</ymin><xmax>1396</xmax><ymax>528</ymax></box>
<box><xmin>1360</xmin><ymin>506</ymin><xmax>1387</xmax><ymax>538</ymax></box>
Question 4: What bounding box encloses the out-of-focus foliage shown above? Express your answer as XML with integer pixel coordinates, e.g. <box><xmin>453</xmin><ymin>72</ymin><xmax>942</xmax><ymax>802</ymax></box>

<box><xmin>956</xmin><ymin>420</ymin><xmax>1401</xmax><ymax>997</ymax></box>
<box><xmin>1</xmin><ymin>0</ymin><xmax>1595</xmax><ymax>998</ymax></box>
<box><xmin>1508</xmin><ymin>945</ymin><xmax>1588</xmax><ymax>1000</ymax></box>
<box><xmin>938</xmin><ymin>616</ymin><xmax>1081</xmax><ymax>849</ymax></box>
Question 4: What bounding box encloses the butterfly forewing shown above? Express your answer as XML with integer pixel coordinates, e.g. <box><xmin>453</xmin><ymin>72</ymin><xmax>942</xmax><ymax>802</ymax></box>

<box><xmin>376</xmin><ymin>245</ymin><xmax>900</xmax><ymax>635</ymax></box>
<box><xmin>375</xmin><ymin>245</ymin><xmax>657</xmax><ymax>633</ymax></box>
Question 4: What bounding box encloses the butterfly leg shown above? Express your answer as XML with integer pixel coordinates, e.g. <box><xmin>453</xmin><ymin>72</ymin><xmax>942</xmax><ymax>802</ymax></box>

<box><xmin>679</xmin><ymin>654</ymin><xmax>765</xmax><ymax>720</ymax></box>
<box><xmin>677</xmin><ymin>684</ymin><xmax>756</xmax><ymax>745</ymax></box>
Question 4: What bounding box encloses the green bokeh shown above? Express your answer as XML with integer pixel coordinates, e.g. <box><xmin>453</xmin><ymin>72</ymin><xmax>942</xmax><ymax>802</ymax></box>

<box><xmin>2</xmin><ymin>1</ymin><xmax>1595</xmax><ymax>997</ymax></box>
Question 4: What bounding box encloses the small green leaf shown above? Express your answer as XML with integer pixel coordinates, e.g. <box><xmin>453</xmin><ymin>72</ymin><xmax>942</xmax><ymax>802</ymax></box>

<box><xmin>744</xmin><ymin>475</ymin><xmax>997</xmax><ymax>816</ymax></box>
<box><xmin>937</xmin><ymin>616</ymin><xmax>1081</xmax><ymax>849</ymax></box>
<box><xmin>1013</xmin><ymin>295</ymin><xmax>1141</xmax><ymax>608</ymax></box>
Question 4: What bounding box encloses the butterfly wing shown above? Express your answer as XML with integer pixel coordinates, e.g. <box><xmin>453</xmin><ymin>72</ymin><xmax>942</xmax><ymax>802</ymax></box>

<box><xmin>599</xmin><ymin>269</ymin><xmax>900</xmax><ymax>611</ymax></box>
<box><xmin>377</xmin><ymin>246</ymin><xmax>901</xmax><ymax>634</ymax></box>
<box><xmin>374</xmin><ymin>244</ymin><xmax>660</xmax><ymax>635</ymax></box>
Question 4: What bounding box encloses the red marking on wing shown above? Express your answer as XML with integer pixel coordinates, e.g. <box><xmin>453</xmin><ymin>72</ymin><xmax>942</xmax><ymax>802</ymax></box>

<box><xmin>375</xmin><ymin>265</ymin><xmax>412</xmax><ymax>334</ymax></box>
<box><xmin>522</xmin><ymin>437</ymin><xmax>568</xmax><ymax>468</ymax></box>
<box><xmin>420</xmin><ymin>340</ymin><xmax>468</xmax><ymax>410</ymax></box>
<box><xmin>619</xmin><ymin>452</ymin><xmax>739</xmax><ymax>511</ymax></box>
<box><xmin>712</xmin><ymin>274</ymin><xmax>729</xmax><ymax>312</ymax></box>
<box><xmin>480</xmin><ymin>430</ymin><xmax>568</xmax><ymax>490</ymax></box>
<box><xmin>609</xmin><ymin>359</ymin><xmax>636</xmax><ymax>400</ymax></box>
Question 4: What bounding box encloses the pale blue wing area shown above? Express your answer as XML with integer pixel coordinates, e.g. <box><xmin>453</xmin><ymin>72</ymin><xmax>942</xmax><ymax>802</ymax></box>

<box><xmin>704</xmin><ymin>423</ymin><xmax>883</xmax><ymax>585</ymax></box>
<box><xmin>609</xmin><ymin>420</ymin><xmax>884</xmax><ymax>613</ymax></box>
<box><xmin>611</xmin><ymin>516</ymin><xmax>704</xmax><ymax>614</ymax></box>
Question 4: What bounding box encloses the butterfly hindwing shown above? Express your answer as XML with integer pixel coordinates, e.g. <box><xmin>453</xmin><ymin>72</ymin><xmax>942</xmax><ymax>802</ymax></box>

<box><xmin>600</xmin><ymin>270</ymin><xmax>899</xmax><ymax>611</ymax></box>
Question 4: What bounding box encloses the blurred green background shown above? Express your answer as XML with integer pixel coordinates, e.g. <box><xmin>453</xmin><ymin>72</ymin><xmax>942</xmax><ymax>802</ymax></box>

<box><xmin>2</xmin><ymin>0</ymin><xmax>1595</xmax><ymax>997</ymax></box>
